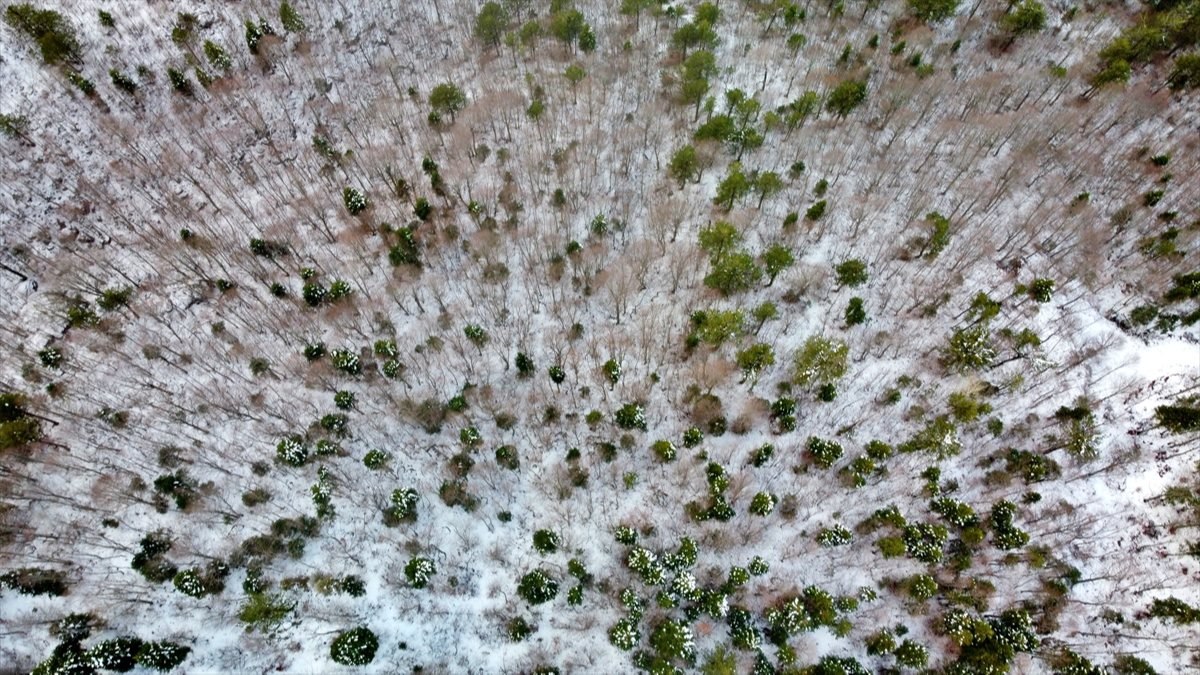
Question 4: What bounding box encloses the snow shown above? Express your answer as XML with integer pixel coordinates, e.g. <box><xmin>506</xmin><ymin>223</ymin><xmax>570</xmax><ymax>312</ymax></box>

<box><xmin>0</xmin><ymin>0</ymin><xmax>1198</xmax><ymax>673</ymax></box>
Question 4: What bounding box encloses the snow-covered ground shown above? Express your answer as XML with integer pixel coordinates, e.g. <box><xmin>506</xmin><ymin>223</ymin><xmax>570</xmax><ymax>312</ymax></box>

<box><xmin>1</xmin><ymin>0</ymin><xmax>1198</xmax><ymax>672</ymax></box>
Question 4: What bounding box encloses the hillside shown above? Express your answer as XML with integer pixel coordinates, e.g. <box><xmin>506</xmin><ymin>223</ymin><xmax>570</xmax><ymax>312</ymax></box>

<box><xmin>1</xmin><ymin>0</ymin><xmax>1199</xmax><ymax>673</ymax></box>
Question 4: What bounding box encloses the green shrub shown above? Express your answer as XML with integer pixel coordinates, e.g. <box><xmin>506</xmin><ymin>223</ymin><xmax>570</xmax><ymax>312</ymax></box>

<box><xmin>517</xmin><ymin>569</ymin><xmax>559</xmax><ymax>604</ymax></box>
<box><xmin>742</xmin><ymin>445</ymin><xmax>771</xmax><ymax>469</ymax></box>
<box><xmin>329</xmin><ymin>626</ymin><xmax>378</xmax><ymax>666</ymax></box>
<box><xmin>109</xmin><ymin>69</ymin><xmax>138</xmax><ymax>94</ymax></box>
<box><xmin>4</xmin><ymin>4</ymin><xmax>80</xmax><ymax>65</ymax></box>
<box><xmin>532</xmin><ymin>529</ymin><xmax>559</xmax><ymax>554</ymax></box>
<box><xmin>279</xmin><ymin>1</ymin><xmax>306</xmax><ymax>32</ymax></box>
<box><xmin>275</xmin><ymin>437</ymin><xmax>308</xmax><ymax>467</ymax></box>
<box><xmin>816</xmin><ymin>524</ymin><xmax>852</xmax><ymax>546</ymax></box>
<box><xmin>749</xmin><ymin>492</ymin><xmax>776</xmax><ymax>516</ymax></box>
<box><xmin>825</xmin><ymin>79</ymin><xmax>868</xmax><ymax>116</ymax></box>
<box><xmin>908</xmin><ymin>0</ymin><xmax>959</xmax><ymax>22</ymax></box>
<box><xmin>0</xmin><ymin>567</ymin><xmax>68</xmax><ymax>596</ymax></box>
<box><xmin>134</xmin><ymin>641</ymin><xmax>191</xmax><ymax>671</ymax></box>
<box><xmin>609</xmin><ymin>617</ymin><xmax>640</xmax><ymax>651</ymax></box>
<box><xmin>1169</xmin><ymin>53</ymin><xmax>1200</xmax><ymax>90</ymax></box>
<box><xmin>877</xmin><ymin>536</ymin><xmax>906</xmax><ymax>558</ymax></box>
<box><xmin>894</xmin><ymin>639</ymin><xmax>929</xmax><ymax>668</ymax></box>
<box><xmin>67</xmin><ymin>70</ymin><xmax>95</xmax><ymax>95</ymax></box>
<box><xmin>404</xmin><ymin>557</ymin><xmax>436</xmax><ymax>588</ymax></box>
<box><xmin>343</xmin><ymin>187</ymin><xmax>368</xmax><ymax>215</ymax></box>
<box><xmin>130</xmin><ymin>531</ymin><xmax>177</xmax><ymax>583</ymax></box>
<box><xmin>363</xmin><ymin>449</ymin><xmax>390</xmax><ymax>469</ymax></box>
<box><xmin>1156</xmin><ymin>404</ymin><xmax>1200</xmax><ymax>433</ymax></box>
<box><xmin>806</xmin><ymin>436</ymin><xmax>844</xmax><ymax>468</ymax></box>
<box><xmin>805</xmin><ymin>199</ymin><xmax>827</xmax><ymax>220</ymax></box>
<box><xmin>238</xmin><ymin>593</ymin><xmax>293</xmax><ymax>631</ymax></box>
<box><xmin>167</xmin><ymin>67</ymin><xmax>193</xmax><ymax>96</ymax></box>
<box><xmin>651</xmin><ymin>439</ymin><xmax>677</xmax><ymax>463</ymax></box>
<box><xmin>1001</xmin><ymin>0</ymin><xmax>1046</xmax><ymax>36</ymax></box>
<box><xmin>615</xmin><ymin>402</ymin><xmax>647</xmax><ymax>430</ymax></box>
<box><xmin>834</xmin><ymin>259</ymin><xmax>868</xmax><ymax>287</ymax></box>
<box><xmin>865</xmin><ymin>629</ymin><xmax>896</xmax><ymax>655</ymax></box>
<box><xmin>508</xmin><ymin>616</ymin><xmax>534</xmax><ymax>641</ymax></box>
<box><xmin>844</xmin><ymin>297</ymin><xmax>866</xmax><ymax>326</ymax></box>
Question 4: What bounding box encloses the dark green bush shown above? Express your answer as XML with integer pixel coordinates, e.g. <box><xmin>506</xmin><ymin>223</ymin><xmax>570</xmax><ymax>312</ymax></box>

<box><xmin>0</xmin><ymin>567</ymin><xmax>68</xmax><ymax>596</ymax></box>
<box><xmin>134</xmin><ymin>641</ymin><xmax>190</xmax><ymax>671</ymax></box>
<box><xmin>517</xmin><ymin>569</ymin><xmax>559</xmax><ymax>604</ymax></box>
<box><xmin>330</xmin><ymin>626</ymin><xmax>378</xmax><ymax>666</ymax></box>
<box><xmin>5</xmin><ymin>4</ymin><xmax>80</xmax><ymax>65</ymax></box>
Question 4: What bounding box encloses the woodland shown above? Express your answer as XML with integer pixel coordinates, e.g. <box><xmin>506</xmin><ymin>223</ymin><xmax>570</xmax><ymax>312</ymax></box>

<box><xmin>1</xmin><ymin>0</ymin><xmax>1199</xmax><ymax>673</ymax></box>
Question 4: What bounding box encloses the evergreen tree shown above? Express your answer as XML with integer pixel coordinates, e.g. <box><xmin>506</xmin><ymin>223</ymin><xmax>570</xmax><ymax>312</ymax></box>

<box><xmin>704</xmin><ymin>251</ymin><xmax>763</xmax><ymax>295</ymax></box>
<box><xmin>825</xmin><ymin>79</ymin><xmax>868</xmax><ymax>117</ymax></box>
<box><xmin>532</xmin><ymin>529</ymin><xmax>560</xmax><ymax>554</ymax></box>
<box><xmin>736</xmin><ymin>343</ymin><xmax>775</xmax><ymax>383</ymax></box>
<box><xmin>844</xmin><ymin>297</ymin><xmax>866</xmax><ymax>326</ymax></box>
<box><xmin>4</xmin><ymin>4</ymin><xmax>80</xmax><ymax>65</ymax></box>
<box><xmin>615</xmin><ymin>402</ymin><xmax>647</xmax><ymax>430</ymax></box>
<box><xmin>609</xmin><ymin>618</ymin><xmax>640</xmax><ymax>651</ymax></box>
<box><xmin>762</xmin><ymin>244</ymin><xmax>794</xmax><ymax>285</ymax></box>
<box><xmin>429</xmin><ymin>83</ymin><xmax>467</xmax><ymax>123</ymax></box>
<box><xmin>681</xmin><ymin>50</ymin><xmax>717</xmax><ymax>119</ymax></box>
<box><xmin>1001</xmin><ymin>0</ymin><xmax>1045</xmax><ymax>37</ymax></box>
<box><xmin>908</xmin><ymin>0</ymin><xmax>960</xmax><ymax>22</ymax></box>
<box><xmin>0</xmin><ymin>393</ymin><xmax>43</xmax><ymax>451</ymax></box>
<box><xmin>1156</xmin><ymin>404</ymin><xmax>1200</xmax><ymax>433</ymax></box>
<box><xmin>550</xmin><ymin>8</ymin><xmax>587</xmax><ymax>51</ymax></box>
<box><xmin>754</xmin><ymin>171</ymin><xmax>784</xmax><ymax>208</ymax></box>
<box><xmin>203</xmin><ymin>41</ymin><xmax>232</xmax><ymax>71</ymax></box>
<box><xmin>923</xmin><ymin>211</ymin><xmax>952</xmax><ymax>258</ymax></box>
<box><xmin>475</xmin><ymin>2</ymin><xmax>510</xmax><ymax>50</ymax></box>
<box><xmin>944</xmin><ymin>324</ymin><xmax>996</xmax><ymax>372</ymax></box>
<box><xmin>602</xmin><ymin>358</ymin><xmax>622</xmax><ymax>386</ymax></box>
<box><xmin>668</xmin><ymin>144</ymin><xmax>701</xmax><ymax>186</ymax></box>
<box><xmin>1168</xmin><ymin>53</ymin><xmax>1200</xmax><ymax>90</ymax></box>
<box><xmin>563</xmin><ymin>63</ymin><xmax>587</xmax><ymax>103</ymax></box>
<box><xmin>464</xmin><ymin>324</ymin><xmax>489</xmax><ymax>352</ymax></box>
<box><xmin>698</xmin><ymin>220</ymin><xmax>742</xmax><ymax>262</ymax></box>
<box><xmin>714</xmin><ymin>163</ymin><xmax>751</xmax><ymax>210</ymax></box>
